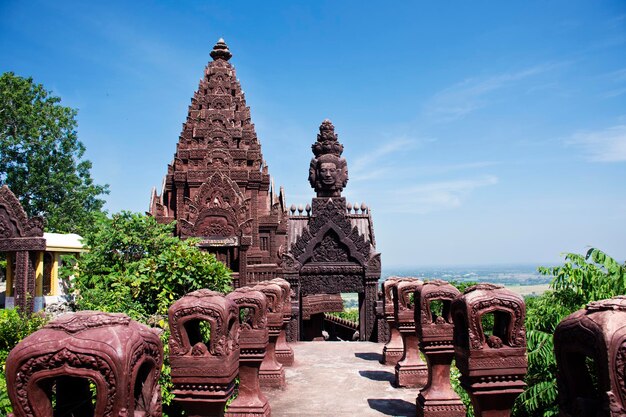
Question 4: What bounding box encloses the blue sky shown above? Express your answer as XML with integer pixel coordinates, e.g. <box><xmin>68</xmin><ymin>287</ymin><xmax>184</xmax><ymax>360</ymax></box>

<box><xmin>1</xmin><ymin>1</ymin><xmax>625</xmax><ymax>267</ymax></box>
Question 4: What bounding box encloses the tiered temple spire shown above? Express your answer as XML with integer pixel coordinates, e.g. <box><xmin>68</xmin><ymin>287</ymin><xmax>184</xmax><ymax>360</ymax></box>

<box><xmin>150</xmin><ymin>39</ymin><xmax>288</xmax><ymax>286</ymax></box>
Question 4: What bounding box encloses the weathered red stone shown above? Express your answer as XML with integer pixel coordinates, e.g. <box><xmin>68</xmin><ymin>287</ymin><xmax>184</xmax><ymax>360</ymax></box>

<box><xmin>149</xmin><ymin>39</ymin><xmax>288</xmax><ymax>288</ymax></box>
<box><xmin>554</xmin><ymin>295</ymin><xmax>626</xmax><ymax>416</ymax></box>
<box><xmin>451</xmin><ymin>283</ymin><xmax>527</xmax><ymax>417</ymax></box>
<box><xmin>6</xmin><ymin>311</ymin><xmax>163</xmax><ymax>417</ymax></box>
<box><xmin>270</xmin><ymin>278</ymin><xmax>294</xmax><ymax>366</ymax></box>
<box><xmin>394</xmin><ymin>278</ymin><xmax>428</xmax><ymax>388</ymax></box>
<box><xmin>225</xmin><ymin>287</ymin><xmax>271</xmax><ymax>417</ymax></box>
<box><xmin>168</xmin><ymin>289</ymin><xmax>240</xmax><ymax>417</ymax></box>
<box><xmin>381</xmin><ymin>277</ymin><xmax>405</xmax><ymax>365</ymax></box>
<box><xmin>414</xmin><ymin>280</ymin><xmax>465</xmax><ymax>417</ymax></box>
<box><xmin>254</xmin><ymin>281</ymin><xmax>286</xmax><ymax>388</ymax></box>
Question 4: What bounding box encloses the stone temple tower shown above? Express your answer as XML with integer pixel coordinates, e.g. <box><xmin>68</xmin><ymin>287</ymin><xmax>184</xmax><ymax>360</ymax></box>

<box><xmin>150</xmin><ymin>39</ymin><xmax>288</xmax><ymax>287</ymax></box>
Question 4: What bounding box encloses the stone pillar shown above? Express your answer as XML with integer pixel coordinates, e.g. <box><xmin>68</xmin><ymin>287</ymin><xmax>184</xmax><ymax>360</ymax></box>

<box><xmin>364</xmin><ymin>280</ymin><xmax>378</xmax><ymax>341</ymax></box>
<box><xmin>6</xmin><ymin>311</ymin><xmax>163</xmax><ymax>417</ymax></box>
<box><xmin>394</xmin><ymin>279</ymin><xmax>428</xmax><ymax>388</ymax></box>
<box><xmin>451</xmin><ymin>284</ymin><xmax>527</xmax><ymax>417</ymax></box>
<box><xmin>381</xmin><ymin>278</ymin><xmax>404</xmax><ymax>365</ymax></box>
<box><xmin>255</xmin><ymin>281</ymin><xmax>286</xmax><ymax>388</ymax></box>
<box><xmin>13</xmin><ymin>251</ymin><xmax>34</xmax><ymax>313</ymax></box>
<box><xmin>415</xmin><ymin>280</ymin><xmax>465</xmax><ymax>417</ymax></box>
<box><xmin>225</xmin><ymin>287</ymin><xmax>270</xmax><ymax>417</ymax></box>
<box><xmin>271</xmin><ymin>278</ymin><xmax>294</xmax><ymax>366</ymax></box>
<box><xmin>169</xmin><ymin>289</ymin><xmax>240</xmax><ymax>417</ymax></box>
<box><xmin>554</xmin><ymin>296</ymin><xmax>626</xmax><ymax>417</ymax></box>
<box><xmin>285</xmin><ymin>275</ymin><xmax>300</xmax><ymax>342</ymax></box>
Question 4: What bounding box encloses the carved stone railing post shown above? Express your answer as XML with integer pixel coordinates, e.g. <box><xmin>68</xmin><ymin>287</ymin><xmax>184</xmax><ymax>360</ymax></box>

<box><xmin>255</xmin><ymin>281</ymin><xmax>286</xmax><ymax>388</ymax></box>
<box><xmin>225</xmin><ymin>287</ymin><xmax>271</xmax><ymax>417</ymax></box>
<box><xmin>169</xmin><ymin>289</ymin><xmax>240</xmax><ymax>417</ymax></box>
<box><xmin>451</xmin><ymin>284</ymin><xmax>527</xmax><ymax>417</ymax></box>
<box><xmin>394</xmin><ymin>278</ymin><xmax>428</xmax><ymax>388</ymax></box>
<box><xmin>415</xmin><ymin>280</ymin><xmax>465</xmax><ymax>417</ymax></box>
<box><xmin>554</xmin><ymin>295</ymin><xmax>626</xmax><ymax>416</ymax></box>
<box><xmin>6</xmin><ymin>311</ymin><xmax>163</xmax><ymax>417</ymax></box>
<box><xmin>271</xmin><ymin>278</ymin><xmax>295</xmax><ymax>366</ymax></box>
<box><xmin>381</xmin><ymin>277</ymin><xmax>404</xmax><ymax>365</ymax></box>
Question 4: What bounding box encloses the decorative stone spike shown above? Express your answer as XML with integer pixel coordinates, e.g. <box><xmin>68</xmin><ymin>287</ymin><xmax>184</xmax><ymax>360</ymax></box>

<box><xmin>271</xmin><ymin>278</ymin><xmax>295</xmax><ymax>366</ymax></box>
<box><xmin>381</xmin><ymin>277</ymin><xmax>405</xmax><ymax>365</ymax></box>
<box><xmin>254</xmin><ymin>281</ymin><xmax>286</xmax><ymax>388</ymax></box>
<box><xmin>210</xmin><ymin>38</ymin><xmax>233</xmax><ymax>61</ymax></box>
<box><xmin>225</xmin><ymin>288</ymin><xmax>271</xmax><ymax>417</ymax></box>
<box><xmin>360</xmin><ymin>202</ymin><xmax>367</xmax><ymax>212</ymax></box>
<box><xmin>298</xmin><ymin>205</ymin><xmax>304</xmax><ymax>215</ymax></box>
<box><xmin>290</xmin><ymin>204</ymin><xmax>296</xmax><ymax>214</ymax></box>
<box><xmin>394</xmin><ymin>279</ymin><xmax>428</xmax><ymax>388</ymax></box>
<box><xmin>346</xmin><ymin>202</ymin><xmax>352</xmax><ymax>212</ymax></box>
<box><xmin>305</xmin><ymin>203</ymin><xmax>311</xmax><ymax>215</ymax></box>
<box><xmin>415</xmin><ymin>280</ymin><xmax>465</xmax><ymax>417</ymax></box>
<box><xmin>168</xmin><ymin>290</ymin><xmax>240</xmax><ymax>417</ymax></box>
<box><xmin>451</xmin><ymin>283</ymin><xmax>527</xmax><ymax>417</ymax></box>
<box><xmin>6</xmin><ymin>311</ymin><xmax>163</xmax><ymax>417</ymax></box>
<box><xmin>554</xmin><ymin>296</ymin><xmax>626</xmax><ymax>417</ymax></box>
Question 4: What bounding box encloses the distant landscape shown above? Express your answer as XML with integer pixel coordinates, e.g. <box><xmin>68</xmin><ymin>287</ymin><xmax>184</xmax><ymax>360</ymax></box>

<box><xmin>381</xmin><ymin>264</ymin><xmax>553</xmax><ymax>296</ymax></box>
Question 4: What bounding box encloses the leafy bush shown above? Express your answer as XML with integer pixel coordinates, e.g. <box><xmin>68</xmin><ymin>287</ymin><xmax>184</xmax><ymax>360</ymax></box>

<box><xmin>0</xmin><ymin>309</ymin><xmax>48</xmax><ymax>415</ymax></box>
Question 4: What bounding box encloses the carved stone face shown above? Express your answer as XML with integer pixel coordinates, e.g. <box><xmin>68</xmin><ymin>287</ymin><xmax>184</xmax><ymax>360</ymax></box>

<box><xmin>319</xmin><ymin>162</ymin><xmax>338</xmax><ymax>186</ymax></box>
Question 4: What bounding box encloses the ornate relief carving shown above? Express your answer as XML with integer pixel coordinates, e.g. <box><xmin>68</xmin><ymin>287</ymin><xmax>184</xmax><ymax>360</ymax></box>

<box><xmin>311</xmin><ymin>233</ymin><xmax>350</xmax><ymax>262</ymax></box>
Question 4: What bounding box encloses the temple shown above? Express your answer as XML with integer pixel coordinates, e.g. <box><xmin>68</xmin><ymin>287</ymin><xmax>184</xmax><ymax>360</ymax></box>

<box><xmin>149</xmin><ymin>39</ymin><xmax>288</xmax><ymax>287</ymax></box>
<box><xmin>150</xmin><ymin>39</ymin><xmax>382</xmax><ymax>342</ymax></box>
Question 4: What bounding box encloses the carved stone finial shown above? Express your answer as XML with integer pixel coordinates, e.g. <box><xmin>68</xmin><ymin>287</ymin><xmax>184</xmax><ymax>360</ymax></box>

<box><xmin>210</xmin><ymin>38</ymin><xmax>232</xmax><ymax>61</ymax></box>
<box><xmin>312</xmin><ymin>119</ymin><xmax>343</xmax><ymax>157</ymax></box>
<box><xmin>308</xmin><ymin>119</ymin><xmax>349</xmax><ymax>197</ymax></box>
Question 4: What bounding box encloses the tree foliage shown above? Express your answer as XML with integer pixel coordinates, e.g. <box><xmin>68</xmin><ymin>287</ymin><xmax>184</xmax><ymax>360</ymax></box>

<box><xmin>515</xmin><ymin>248</ymin><xmax>626</xmax><ymax>417</ymax></box>
<box><xmin>0</xmin><ymin>72</ymin><xmax>108</xmax><ymax>234</ymax></box>
<box><xmin>70</xmin><ymin>211</ymin><xmax>232</xmax><ymax>317</ymax></box>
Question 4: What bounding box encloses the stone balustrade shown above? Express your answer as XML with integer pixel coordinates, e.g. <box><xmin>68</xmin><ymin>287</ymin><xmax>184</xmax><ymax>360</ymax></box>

<box><xmin>8</xmin><ymin>282</ymin><xmax>626</xmax><ymax>417</ymax></box>
<box><xmin>451</xmin><ymin>283</ymin><xmax>527</xmax><ymax>417</ymax></box>
<box><xmin>381</xmin><ymin>277</ymin><xmax>405</xmax><ymax>365</ymax></box>
<box><xmin>225</xmin><ymin>287</ymin><xmax>271</xmax><ymax>417</ymax></box>
<box><xmin>554</xmin><ymin>295</ymin><xmax>626</xmax><ymax>417</ymax></box>
<box><xmin>393</xmin><ymin>278</ymin><xmax>428</xmax><ymax>388</ymax></box>
<box><xmin>6</xmin><ymin>311</ymin><xmax>163</xmax><ymax>417</ymax></box>
<box><xmin>414</xmin><ymin>280</ymin><xmax>465</xmax><ymax>417</ymax></box>
<box><xmin>168</xmin><ymin>289</ymin><xmax>240</xmax><ymax>417</ymax></box>
<box><xmin>254</xmin><ymin>281</ymin><xmax>287</xmax><ymax>388</ymax></box>
<box><xmin>270</xmin><ymin>278</ymin><xmax>295</xmax><ymax>366</ymax></box>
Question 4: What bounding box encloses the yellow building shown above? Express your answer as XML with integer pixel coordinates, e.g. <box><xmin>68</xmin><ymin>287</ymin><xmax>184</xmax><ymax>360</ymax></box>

<box><xmin>3</xmin><ymin>233</ymin><xmax>85</xmax><ymax>311</ymax></box>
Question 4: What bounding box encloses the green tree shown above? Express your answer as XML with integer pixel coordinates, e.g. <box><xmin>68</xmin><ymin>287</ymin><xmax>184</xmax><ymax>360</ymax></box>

<box><xmin>70</xmin><ymin>211</ymin><xmax>232</xmax><ymax>317</ymax></box>
<box><xmin>515</xmin><ymin>248</ymin><xmax>626</xmax><ymax>417</ymax></box>
<box><xmin>0</xmin><ymin>72</ymin><xmax>108</xmax><ymax>234</ymax></box>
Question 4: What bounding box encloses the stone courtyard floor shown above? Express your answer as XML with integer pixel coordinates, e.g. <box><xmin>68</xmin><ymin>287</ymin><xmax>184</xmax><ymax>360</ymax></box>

<box><xmin>263</xmin><ymin>341</ymin><xmax>418</xmax><ymax>416</ymax></box>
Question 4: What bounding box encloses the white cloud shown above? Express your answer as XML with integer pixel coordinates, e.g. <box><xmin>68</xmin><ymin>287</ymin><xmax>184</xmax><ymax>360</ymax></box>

<box><xmin>425</xmin><ymin>63</ymin><xmax>564</xmax><ymax>121</ymax></box>
<box><xmin>350</xmin><ymin>137</ymin><xmax>423</xmax><ymax>181</ymax></box>
<box><xmin>389</xmin><ymin>175</ymin><xmax>499</xmax><ymax>213</ymax></box>
<box><xmin>569</xmin><ymin>125</ymin><xmax>626</xmax><ymax>163</ymax></box>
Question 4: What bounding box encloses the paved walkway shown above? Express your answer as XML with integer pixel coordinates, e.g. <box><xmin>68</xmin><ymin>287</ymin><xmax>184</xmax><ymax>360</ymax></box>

<box><xmin>263</xmin><ymin>342</ymin><xmax>418</xmax><ymax>416</ymax></box>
